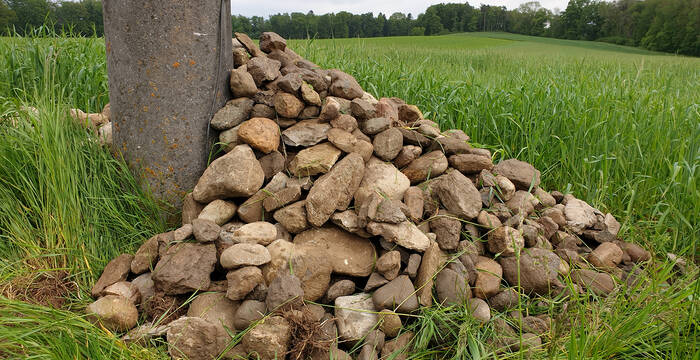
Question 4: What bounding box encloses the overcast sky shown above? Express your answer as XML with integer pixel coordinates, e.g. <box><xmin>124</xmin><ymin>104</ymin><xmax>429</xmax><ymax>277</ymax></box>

<box><xmin>232</xmin><ymin>0</ymin><xmax>569</xmax><ymax>17</ymax></box>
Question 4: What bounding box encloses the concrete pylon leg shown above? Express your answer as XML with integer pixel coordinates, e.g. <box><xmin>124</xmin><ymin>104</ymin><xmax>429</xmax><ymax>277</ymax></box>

<box><xmin>103</xmin><ymin>0</ymin><xmax>232</xmax><ymax>210</ymax></box>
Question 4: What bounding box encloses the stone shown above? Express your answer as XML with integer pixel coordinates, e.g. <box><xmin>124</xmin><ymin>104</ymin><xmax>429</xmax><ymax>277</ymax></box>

<box><xmin>319</xmin><ymin>96</ymin><xmax>340</xmax><ymax>121</ymax></box>
<box><xmin>355</xmin><ymin>158</ymin><xmax>410</xmax><ymax>205</ymax></box>
<box><xmin>522</xmin><ymin>316</ymin><xmax>549</xmax><ymax>335</ymax></box>
<box><xmin>260</xmin><ymin>239</ymin><xmax>295</xmax><ymax>283</ymax></box>
<box><xmin>191</xmin><ymin>218</ymin><xmax>220</xmax><ymax>243</ymax></box>
<box><xmin>326</xmin><ymin>280</ymin><xmax>356</xmax><ymax>302</ymax></box>
<box><xmin>301</xmin><ymin>82</ymin><xmax>322</xmax><ymax>106</ymax></box>
<box><xmin>331</xmin><ymin>210</ymin><xmax>371</xmax><ymax>237</ymax></box>
<box><xmin>429</xmin><ymin>211</ymin><xmax>461</xmax><ymax>251</ymax></box>
<box><xmin>367</xmin><ymin>221</ymin><xmax>430</xmax><ymax>252</ymax></box>
<box><xmin>414</xmin><ymin>241</ymin><xmax>447</xmax><ymax>307</ymax></box>
<box><xmin>86</xmin><ymin>295</ymin><xmax>138</xmax><ymax>331</ymax></box>
<box><xmin>398</xmin><ymin>128</ymin><xmax>431</xmax><ymax>147</ymax></box>
<box><xmin>233</xmin><ymin>299</ymin><xmax>267</xmax><ymax>330</ymax></box>
<box><xmin>403</xmin><ymin>254</ymin><xmax>421</xmax><ymax>279</ymax></box>
<box><xmin>393</xmin><ymin>146</ymin><xmax>422</xmax><ymax>169</ymax></box>
<box><xmin>259</xmin><ymin>151</ymin><xmax>285</xmax><ymax>180</ymax></box>
<box><xmin>290</xmin><ymin>253</ymin><xmax>332</xmax><ymax>301</ymax></box>
<box><xmin>281</xmin><ymin>119</ymin><xmax>331</xmax><ymax>147</ymax></box>
<box><xmin>487</xmin><ymin>226</ymin><xmax>525</xmax><ymax>256</ymax></box>
<box><xmin>102</xmin><ymin>281</ymin><xmax>141</xmax><ymax>304</ymax></box>
<box><xmin>247</xmin><ymin>56</ymin><xmax>281</xmax><ymax>86</ymax></box>
<box><xmin>260</xmin><ymin>32</ymin><xmax>287</xmax><ymax>53</ymax></box>
<box><xmin>468</xmin><ymin>298</ymin><xmax>491</xmax><ymax>323</ymax></box>
<box><xmin>371</xmin><ymin>199</ymin><xmax>407</xmax><ymax>224</ymax></box>
<box><xmin>358</xmin><ymin>345</ymin><xmax>378</xmax><ymax>360</ymax></box>
<box><xmin>187</xmin><ymin>292</ymin><xmax>239</xmax><ymax>331</ymax></box>
<box><xmin>435</xmin><ymin>268</ymin><xmax>471</xmax><ymax>305</ymax></box>
<box><xmin>294</xmin><ymin>226</ymin><xmax>376</xmax><ymax>277</ymax></box>
<box><xmin>276</xmin><ymin>72</ymin><xmax>302</xmax><ymax>93</ymax></box>
<box><xmin>226</xmin><ymin>266</ymin><xmax>264</xmax><ymax>300</ymax></box>
<box><xmin>236</xmin><ymin>173</ymin><xmax>288</xmax><ymax>223</ymax></box>
<box><xmin>378</xmin><ymin>309</ymin><xmax>402</xmax><ymax>338</ymax></box>
<box><xmin>197</xmin><ymin>200</ymin><xmax>237</xmax><ymax>226</ymax></box>
<box><xmin>152</xmin><ymin>243</ymin><xmax>217</xmax><ymax>295</ymax></box>
<box><xmin>182</xmin><ymin>193</ymin><xmax>205</xmax><ymax>225</ymax></box>
<box><xmin>331</xmin><ymin>114</ymin><xmax>358</xmax><ymax>132</ymax></box>
<box><xmin>449</xmin><ymin>154</ymin><xmax>493</xmax><ymax>174</ymax></box>
<box><xmin>365</xmin><ymin>272</ymin><xmax>390</xmax><ymax>291</ymax></box>
<box><xmin>266</xmin><ymin>273</ymin><xmax>304</xmax><ymax>310</ymax></box>
<box><xmin>604</xmin><ymin>213</ymin><xmax>621</xmax><ymax>236</ymax></box>
<box><xmin>360</xmin><ymin>117</ymin><xmax>391</xmax><ymax>135</ymax></box>
<box><xmin>433</xmin><ymin>169</ymin><xmax>482</xmax><ymax>220</ymax></box>
<box><xmin>381</xmin><ymin>331</ymin><xmax>413</xmax><ymax>360</ymax></box>
<box><xmin>132</xmin><ymin>273</ymin><xmax>155</xmax><ymax>305</ymax></box>
<box><xmin>473</xmin><ymin>258</ymin><xmax>502</xmax><ymax>300</ymax></box>
<box><xmin>373</xmin><ymin>128</ymin><xmax>403</xmax><ymax>161</ymax></box>
<box><xmin>572</xmin><ymin>269</ymin><xmax>615</xmax><ymax>296</ymax></box>
<box><xmin>306</xmin><ymin>153</ymin><xmax>365</xmax><ymax>226</ymax></box>
<box><xmin>241</xmin><ymin>316</ymin><xmax>291</xmax><ymax>360</ymax></box>
<box><xmin>492</xmin><ymin>158</ymin><xmax>541</xmax><ymax>190</ymax></box>
<box><xmin>274</xmin><ymin>201</ymin><xmax>309</xmax><ymax>234</ymax></box>
<box><xmin>230</xmin><ymin>67</ymin><xmax>257</xmax><ymax>98</ymax></box>
<box><xmin>329</xmin><ymin>70</ymin><xmax>363</xmax><ymax>99</ymax></box>
<box><xmin>506</xmin><ymin>190</ymin><xmax>538</xmax><ymax>216</ymax></box>
<box><xmin>122</xmin><ymin>322</ymin><xmax>170</xmax><ymax>346</ymax></box>
<box><xmin>220</xmin><ymin>243</ymin><xmax>271</xmax><ymax>269</ymax></box>
<box><xmin>192</xmin><ymin>145</ymin><xmax>264</xmax><ymax>203</ymax></box>
<box><xmin>493</xmin><ymin>175</ymin><xmax>516</xmax><ymax>201</ymax></box>
<box><xmin>398</xmin><ymin>104</ymin><xmax>422</xmax><ymax>124</ymax></box>
<box><xmin>219</xmin><ymin>124</ymin><xmax>243</xmax><ymax>152</ymax></box>
<box><xmin>92</xmin><ymin>254</ymin><xmax>133</xmax><ymax>297</ymax></box>
<box><xmin>376</xmin><ymin>251</ymin><xmax>402</xmax><ymax>280</ymax></box>
<box><xmin>565</xmin><ymin>198</ymin><xmax>597</xmax><ymax>234</ymax></box>
<box><xmin>263</xmin><ymin>186</ymin><xmax>302</xmax><ymax>212</ymax></box>
<box><xmin>375</xmin><ymin>98</ymin><xmax>401</xmax><ymax>125</ymax></box>
<box><xmin>534</xmin><ymin>187</ymin><xmax>556</xmax><ymax>209</ymax></box>
<box><xmin>477</xmin><ymin>210</ymin><xmax>502</xmax><ymax>230</ymax></box>
<box><xmin>589</xmin><ymin>242</ymin><xmax>624</xmax><ymax>269</ymax></box>
<box><xmin>618</xmin><ymin>241</ymin><xmax>651</xmax><ymax>263</ymax></box>
<box><xmin>237</xmin><ymin>117</ymin><xmax>280</xmax><ymax>154</ymax></box>
<box><xmin>489</xmin><ymin>288</ymin><xmax>519</xmax><ymax>312</ymax></box>
<box><xmin>335</xmin><ymin>293</ymin><xmax>378</xmax><ymax>341</ymax></box>
<box><xmin>400</xmin><ymin>187</ymin><xmax>422</xmax><ymax>223</ymax></box>
<box><xmin>235</xmin><ymin>32</ymin><xmax>265</xmax><ymax>57</ymax></box>
<box><xmin>274</xmin><ymin>92</ymin><xmax>305</xmax><ymax>118</ymax></box>
<box><xmin>251</xmin><ymin>103</ymin><xmax>276</xmax><ymax>118</ymax></box>
<box><xmin>210</xmin><ymin>97</ymin><xmax>254</xmax><ymax>130</ymax></box>
<box><xmin>500</xmin><ymin>248</ymin><xmax>567</xmax><ymax>296</ymax></box>
<box><xmin>351</xmin><ymin>98</ymin><xmax>376</xmax><ymax>120</ymax></box>
<box><xmin>233</xmin><ymin>47</ymin><xmax>249</xmax><ymax>67</ymax></box>
<box><xmin>289</xmin><ymin>142</ymin><xmax>342</xmax><ymax>177</ymax></box>
<box><xmin>231</xmin><ymin>221</ymin><xmax>278</xmax><ymax>245</ymax></box>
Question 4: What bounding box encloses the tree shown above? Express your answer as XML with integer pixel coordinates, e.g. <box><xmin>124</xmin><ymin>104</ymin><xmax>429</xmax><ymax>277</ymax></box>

<box><xmin>0</xmin><ymin>0</ymin><xmax>18</xmax><ymax>34</ymax></box>
<box><xmin>7</xmin><ymin>0</ymin><xmax>55</xmax><ymax>34</ymax></box>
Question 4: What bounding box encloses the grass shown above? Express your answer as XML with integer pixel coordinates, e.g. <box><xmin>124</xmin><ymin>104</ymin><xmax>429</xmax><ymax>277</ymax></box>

<box><xmin>0</xmin><ymin>29</ymin><xmax>698</xmax><ymax>359</ymax></box>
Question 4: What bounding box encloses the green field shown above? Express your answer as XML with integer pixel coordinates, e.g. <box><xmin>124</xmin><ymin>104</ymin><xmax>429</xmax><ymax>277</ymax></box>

<box><xmin>0</xmin><ymin>32</ymin><xmax>698</xmax><ymax>359</ymax></box>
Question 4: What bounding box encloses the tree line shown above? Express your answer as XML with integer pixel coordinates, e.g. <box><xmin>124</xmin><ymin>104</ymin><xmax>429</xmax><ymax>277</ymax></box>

<box><xmin>1</xmin><ymin>0</ymin><xmax>698</xmax><ymax>56</ymax></box>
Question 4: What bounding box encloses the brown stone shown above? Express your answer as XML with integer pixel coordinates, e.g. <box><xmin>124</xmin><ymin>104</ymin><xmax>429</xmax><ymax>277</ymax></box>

<box><xmin>274</xmin><ymin>92</ymin><xmax>305</xmax><ymax>118</ymax></box>
<box><xmin>92</xmin><ymin>254</ymin><xmax>134</xmax><ymax>297</ymax></box>
<box><xmin>414</xmin><ymin>241</ymin><xmax>447</xmax><ymax>307</ymax></box>
<box><xmin>238</xmin><ymin>117</ymin><xmax>280</xmax><ymax>154</ymax></box>
<box><xmin>473</xmin><ymin>258</ymin><xmax>502</xmax><ymax>300</ymax></box>
<box><xmin>294</xmin><ymin>226</ymin><xmax>376</xmax><ymax>277</ymax></box>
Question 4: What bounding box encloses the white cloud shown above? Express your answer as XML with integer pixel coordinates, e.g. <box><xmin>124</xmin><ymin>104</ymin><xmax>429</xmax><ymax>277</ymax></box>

<box><xmin>232</xmin><ymin>0</ymin><xmax>569</xmax><ymax>17</ymax></box>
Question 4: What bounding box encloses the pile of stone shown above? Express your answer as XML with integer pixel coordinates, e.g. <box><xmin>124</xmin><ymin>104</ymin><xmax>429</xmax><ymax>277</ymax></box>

<box><xmin>86</xmin><ymin>32</ymin><xmax>653</xmax><ymax>360</ymax></box>
<box><xmin>70</xmin><ymin>104</ymin><xmax>113</xmax><ymax>145</ymax></box>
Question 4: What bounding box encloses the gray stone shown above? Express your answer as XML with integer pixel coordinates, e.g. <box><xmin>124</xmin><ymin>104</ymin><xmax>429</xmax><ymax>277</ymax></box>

<box><xmin>281</xmin><ymin>119</ymin><xmax>331</xmax><ymax>147</ymax></box>
<box><xmin>247</xmin><ymin>56</ymin><xmax>281</xmax><ymax>86</ymax></box>
<box><xmin>372</xmin><ymin>275</ymin><xmax>419</xmax><ymax>312</ymax></box>
<box><xmin>210</xmin><ymin>97</ymin><xmax>254</xmax><ymax>131</ymax></box>
<box><xmin>191</xmin><ymin>218</ymin><xmax>220</xmax><ymax>243</ymax></box>
<box><xmin>233</xmin><ymin>299</ymin><xmax>267</xmax><ymax>330</ymax></box>
<box><xmin>335</xmin><ymin>293</ymin><xmax>378</xmax><ymax>341</ymax></box>
<box><xmin>266</xmin><ymin>273</ymin><xmax>304</xmax><ymax>310</ymax></box>
<box><xmin>372</xmin><ymin>128</ymin><xmax>403</xmax><ymax>161</ymax></box>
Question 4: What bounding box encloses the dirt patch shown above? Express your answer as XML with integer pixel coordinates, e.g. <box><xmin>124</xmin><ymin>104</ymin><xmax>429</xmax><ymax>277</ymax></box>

<box><xmin>142</xmin><ymin>290</ymin><xmax>187</xmax><ymax>325</ymax></box>
<box><xmin>1</xmin><ymin>270</ymin><xmax>77</xmax><ymax>308</ymax></box>
<box><xmin>282</xmin><ymin>307</ymin><xmax>334</xmax><ymax>360</ymax></box>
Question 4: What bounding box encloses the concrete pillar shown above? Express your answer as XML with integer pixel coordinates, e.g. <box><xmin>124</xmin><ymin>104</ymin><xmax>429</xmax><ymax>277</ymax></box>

<box><xmin>103</xmin><ymin>0</ymin><xmax>232</xmax><ymax>209</ymax></box>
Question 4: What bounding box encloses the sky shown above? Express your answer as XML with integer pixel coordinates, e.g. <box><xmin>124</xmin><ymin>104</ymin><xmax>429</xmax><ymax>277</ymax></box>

<box><xmin>232</xmin><ymin>0</ymin><xmax>569</xmax><ymax>18</ymax></box>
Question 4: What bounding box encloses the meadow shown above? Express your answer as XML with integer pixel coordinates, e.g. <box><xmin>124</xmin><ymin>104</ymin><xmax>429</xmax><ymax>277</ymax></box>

<box><xmin>0</xmin><ymin>30</ymin><xmax>698</xmax><ymax>359</ymax></box>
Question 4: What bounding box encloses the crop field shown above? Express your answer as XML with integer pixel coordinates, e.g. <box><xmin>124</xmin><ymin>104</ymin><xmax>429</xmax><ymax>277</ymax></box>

<box><xmin>0</xmin><ymin>31</ymin><xmax>698</xmax><ymax>359</ymax></box>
